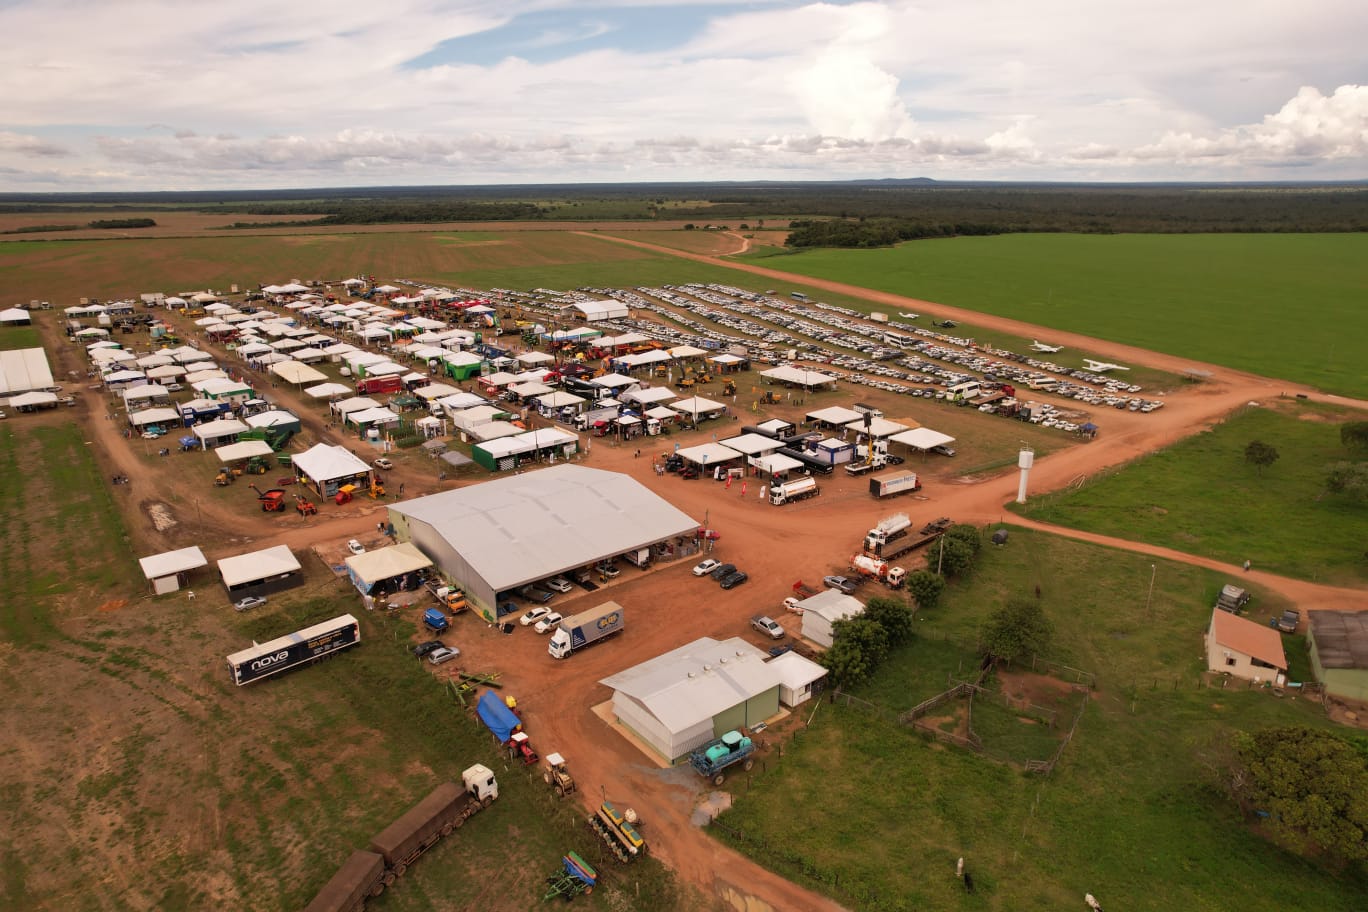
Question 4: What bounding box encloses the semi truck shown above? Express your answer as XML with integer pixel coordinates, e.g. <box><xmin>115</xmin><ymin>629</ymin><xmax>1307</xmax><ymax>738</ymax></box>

<box><xmin>864</xmin><ymin>517</ymin><xmax>952</xmax><ymax>560</ymax></box>
<box><xmin>770</xmin><ymin>475</ymin><xmax>820</xmax><ymax>505</ymax></box>
<box><xmin>865</xmin><ymin>513</ymin><xmax>911</xmax><ymax>548</ymax></box>
<box><xmin>226</xmin><ymin>614</ymin><xmax>360</xmax><ymax>687</ymax></box>
<box><xmin>869</xmin><ymin>469</ymin><xmax>921</xmax><ymax>498</ymax></box>
<box><xmin>689</xmin><ymin>730</ymin><xmax>756</xmax><ymax>786</ymax></box>
<box><xmin>548</xmin><ymin>601</ymin><xmax>626</xmax><ymax>659</ymax></box>
<box><xmin>303</xmin><ymin>768</ymin><xmax>499</xmax><ymax>912</ymax></box>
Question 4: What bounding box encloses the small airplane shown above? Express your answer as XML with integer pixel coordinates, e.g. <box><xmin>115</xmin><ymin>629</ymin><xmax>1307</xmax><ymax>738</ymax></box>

<box><xmin>1083</xmin><ymin>359</ymin><xmax>1130</xmax><ymax>372</ymax></box>
<box><xmin>1030</xmin><ymin>340</ymin><xmax>1063</xmax><ymax>353</ymax></box>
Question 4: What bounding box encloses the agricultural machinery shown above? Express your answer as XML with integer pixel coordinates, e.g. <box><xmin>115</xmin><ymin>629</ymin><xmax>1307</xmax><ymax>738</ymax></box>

<box><xmin>543</xmin><ymin>753</ymin><xmax>576</xmax><ymax>798</ymax></box>
<box><xmin>588</xmin><ymin>801</ymin><xmax>646</xmax><ymax>863</ymax></box>
<box><xmin>248</xmin><ymin>483</ymin><xmax>287</xmax><ymax>513</ymax></box>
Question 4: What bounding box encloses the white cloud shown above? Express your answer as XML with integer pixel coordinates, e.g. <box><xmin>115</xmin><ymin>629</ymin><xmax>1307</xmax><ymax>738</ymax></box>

<box><xmin>0</xmin><ymin>1</ymin><xmax>1365</xmax><ymax>187</ymax></box>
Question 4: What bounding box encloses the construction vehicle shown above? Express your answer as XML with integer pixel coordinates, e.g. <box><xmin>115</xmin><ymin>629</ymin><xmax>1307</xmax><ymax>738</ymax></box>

<box><xmin>425</xmin><ymin>579</ymin><xmax>468</xmax><ymax>613</ymax></box>
<box><xmin>369</xmin><ymin>477</ymin><xmax>386</xmax><ymax>499</ymax></box>
<box><xmin>214</xmin><ymin>468</ymin><xmax>235</xmax><ymax>486</ymax></box>
<box><xmin>248</xmin><ymin>483</ymin><xmax>287</xmax><ymax>513</ymax></box>
<box><xmin>294</xmin><ymin>495</ymin><xmax>317</xmax><ymax>516</ymax></box>
<box><xmin>759</xmin><ymin>390</ymin><xmax>782</xmax><ymax>405</ymax></box>
<box><xmin>769</xmin><ymin>475</ymin><xmax>820</xmax><ymax>506</ymax></box>
<box><xmin>869</xmin><ymin>469</ymin><xmax>921</xmax><ymax>498</ymax></box>
<box><xmin>850</xmin><ymin>554</ymin><xmax>908</xmax><ymax>588</ymax></box>
<box><xmin>304</xmin><ymin>768</ymin><xmax>499</xmax><ymax>912</ymax></box>
<box><xmin>689</xmin><ymin>730</ymin><xmax>755</xmax><ymax>786</ymax></box>
<box><xmin>543</xmin><ymin>852</ymin><xmax>597</xmax><ymax>901</ymax></box>
<box><xmin>543</xmin><ymin>753</ymin><xmax>576</xmax><ymax>798</ymax></box>
<box><xmin>721</xmin><ymin>378</ymin><xmax>736</xmax><ymax>396</ymax></box>
<box><xmin>588</xmin><ymin>801</ymin><xmax>646</xmax><ymax>863</ymax></box>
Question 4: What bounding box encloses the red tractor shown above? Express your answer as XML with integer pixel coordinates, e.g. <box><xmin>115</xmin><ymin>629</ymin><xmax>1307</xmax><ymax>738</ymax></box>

<box><xmin>294</xmin><ymin>495</ymin><xmax>317</xmax><ymax>516</ymax></box>
<box><xmin>507</xmin><ymin>731</ymin><xmax>539</xmax><ymax>766</ymax></box>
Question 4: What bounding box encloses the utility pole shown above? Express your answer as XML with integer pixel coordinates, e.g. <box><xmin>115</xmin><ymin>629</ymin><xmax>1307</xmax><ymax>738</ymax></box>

<box><xmin>1145</xmin><ymin>564</ymin><xmax>1156</xmax><ymax>614</ymax></box>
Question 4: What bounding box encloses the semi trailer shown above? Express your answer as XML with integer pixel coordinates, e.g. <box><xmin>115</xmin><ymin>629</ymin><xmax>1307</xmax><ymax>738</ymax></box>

<box><xmin>226</xmin><ymin>614</ymin><xmax>360</xmax><ymax>687</ymax></box>
<box><xmin>868</xmin><ymin>469</ymin><xmax>921</xmax><ymax>498</ymax></box>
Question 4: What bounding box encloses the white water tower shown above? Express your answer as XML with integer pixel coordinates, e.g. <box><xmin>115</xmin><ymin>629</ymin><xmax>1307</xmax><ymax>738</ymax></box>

<box><xmin>1016</xmin><ymin>447</ymin><xmax>1035</xmax><ymax>504</ymax></box>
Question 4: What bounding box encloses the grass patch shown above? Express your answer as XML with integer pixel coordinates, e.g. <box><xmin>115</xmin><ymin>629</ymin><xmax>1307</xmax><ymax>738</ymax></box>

<box><xmin>1015</xmin><ymin>402</ymin><xmax>1368</xmax><ymax>585</ymax></box>
<box><xmin>0</xmin><ymin>324</ymin><xmax>41</xmax><ymax>351</ymax></box>
<box><xmin>748</xmin><ymin>233</ymin><xmax>1368</xmax><ymax>397</ymax></box>
<box><xmin>714</xmin><ymin>528</ymin><xmax>1365</xmax><ymax>910</ymax></box>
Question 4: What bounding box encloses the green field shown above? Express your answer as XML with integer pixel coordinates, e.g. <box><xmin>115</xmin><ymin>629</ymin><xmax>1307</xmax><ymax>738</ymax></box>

<box><xmin>745</xmin><ymin>233</ymin><xmax>1368</xmax><ymax>398</ymax></box>
<box><xmin>713</xmin><ymin>528</ymin><xmax>1365</xmax><ymax>910</ymax></box>
<box><xmin>0</xmin><ymin>412</ymin><xmax>700</xmax><ymax>911</ymax></box>
<box><xmin>1015</xmin><ymin>401</ymin><xmax>1368</xmax><ymax>585</ymax></box>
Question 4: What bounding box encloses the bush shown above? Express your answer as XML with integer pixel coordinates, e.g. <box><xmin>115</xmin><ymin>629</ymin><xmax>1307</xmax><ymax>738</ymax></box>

<box><xmin>979</xmin><ymin>597</ymin><xmax>1052</xmax><ymax>662</ymax></box>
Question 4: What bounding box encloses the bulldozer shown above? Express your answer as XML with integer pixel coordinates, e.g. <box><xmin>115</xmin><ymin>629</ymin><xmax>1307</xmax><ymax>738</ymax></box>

<box><xmin>248</xmin><ymin>483</ymin><xmax>287</xmax><ymax>513</ymax></box>
<box><xmin>213</xmin><ymin>468</ymin><xmax>235</xmax><ymax>486</ymax></box>
<box><xmin>294</xmin><ymin>495</ymin><xmax>317</xmax><ymax>516</ymax></box>
<box><xmin>543</xmin><ymin>752</ymin><xmax>576</xmax><ymax>798</ymax></box>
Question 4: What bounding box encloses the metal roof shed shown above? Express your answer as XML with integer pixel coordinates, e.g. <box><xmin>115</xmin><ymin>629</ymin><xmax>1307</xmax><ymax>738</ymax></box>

<box><xmin>600</xmin><ymin>637</ymin><xmax>782</xmax><ymax>764</ymax></box>
<box><xmin>389</xmin><ymin>465</ymin><xmax>697</xmax><ymax>621</ymax></box>
<box><xmin>138</xmin><ymin>545</ymin><xmax>208</xmax><ymax>594</ymax></box>
<box><xmin>891</xmin><ymin>427</ymin><xmax>956</xmax><ymax>452</ymax></box>
<box><xmin>767</xmin><ymin>651</ymin><xmax>828</xmax><ymax>707</ymax></box>
<box><xmin>717</xmin><ymin>433</ymin><xmax>784</xmax><ymax>457</ymax></box>
<box><xmin>292</xmin><ymin>443</ymin><xmax>373</xmax><ymax>496</ymax></box>
<box><xmin>217</xmin><ymin>545</ymin><xmax>303</xmax><ymax>599</ymax></box>
<box><xmin>344</xmin><ymin>543</ymin><xmax>433</xmax><ymax>595</ymax></box>
<box><xmin>798</xmin><ymin>590</ymin><xmax>865</xmax><ymax>648</ymax></box>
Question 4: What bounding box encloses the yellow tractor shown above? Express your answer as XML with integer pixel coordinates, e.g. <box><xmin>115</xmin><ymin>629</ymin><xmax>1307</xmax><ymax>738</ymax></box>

<box><xmin>214</xmin><ymin>468</ymin><xmax>234</xmax><ymax>486</ymax></box>
<box><xmin>543</xmin><ymin>752</ymin><xmax>576</xmax><ymax>798</ymax></box>
<box><xmin>721</xmin><ymin>378</ymin><xmax>736</xmax><ymax>396</ymax></box>
<box><xmin>369</xmin><ymin>478</ymin><xmax>386</xmax><ymax>499</ymax></box>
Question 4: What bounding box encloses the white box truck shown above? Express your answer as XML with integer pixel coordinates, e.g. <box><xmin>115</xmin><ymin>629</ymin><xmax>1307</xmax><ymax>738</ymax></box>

<box><xmin>548</xmin><ymin>601</ymin><xmax>626</xmax><ymax>659</ymax></box>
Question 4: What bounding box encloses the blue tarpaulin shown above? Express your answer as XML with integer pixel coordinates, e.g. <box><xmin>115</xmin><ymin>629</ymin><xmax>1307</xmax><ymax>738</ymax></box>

<box><xmin>476</xmin><ymin>690</ymin><xmax>521</xmax><ymax>743</ymax></box>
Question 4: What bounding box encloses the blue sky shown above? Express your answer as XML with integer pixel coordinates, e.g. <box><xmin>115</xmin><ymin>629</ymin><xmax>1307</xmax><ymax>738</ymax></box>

<box><xmin>0</xmin><ymin>0</ymin><xmax>1364</xmax><ymax>190</ymax></box>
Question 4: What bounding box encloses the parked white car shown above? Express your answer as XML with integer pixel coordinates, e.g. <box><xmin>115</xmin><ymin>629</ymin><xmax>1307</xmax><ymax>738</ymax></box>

<box><xmin>534</xmin><ymin>613</ymin><xmax>563</xmax><ymax>634</ymax></box>
<box><xmin>519</xmin><ymin>607</ymin><xmax>551</xmax><ymax>627</ymax></box>
<box><xmin>544</xmin><ymin>577</ymin><xmax>573</xmax><ymax>593</ymax></box>
<box><xmin>692</xmin><ymin>558</ymin><xmax>721</xmax><ymax>577</ymax></box>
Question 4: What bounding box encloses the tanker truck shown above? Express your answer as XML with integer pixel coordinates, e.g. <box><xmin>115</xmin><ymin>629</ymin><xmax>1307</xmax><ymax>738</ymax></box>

<box><xmin>864</xmin><ymin>513</ymin><xmax>911</xmax><ymax>549</ymax></box>
<box><xmin>769</xmin><ymin>475</ymin><xmax>820</xmax><ymax>506</ymax></box>
<box><xmin>850</xmin><ymin>553</ymin><xmax>907</xmax><ymax>589</ymax></box>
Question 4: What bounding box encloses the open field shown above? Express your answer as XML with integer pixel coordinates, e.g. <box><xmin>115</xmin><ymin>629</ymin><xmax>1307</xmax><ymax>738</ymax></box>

<box><xmin>713</xmin><ymin>528</ymin><xmax>1365</xmax><ymax>910</ymax></box>
<box><xmin>744</xmin><ymin>233</ymin><xmax>1368</xmax><ymax>398</ymax></box>
<box><xmin>0</xmin><ymin>408</ymin><xmax>702</xmax><ymax>911</ymax></box>
<box><xmin>1016</xmin><ymin>400</ymin><xmax>1368</xmax><ymax>586</ymax></box>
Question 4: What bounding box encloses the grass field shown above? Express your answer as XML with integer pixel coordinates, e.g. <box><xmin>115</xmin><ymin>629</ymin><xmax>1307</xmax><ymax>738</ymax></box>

<box><xmin>745</xmin><ymin>233</ymin><xmax>1368</xmax><ymax>398</ymax></box>
<box><xmin>0</xmin><ymin>403</ymin><xmax>701</xmax><ymax>911</ymax></box>
<box><xmin>1015</xmin><ymin>400</ymin><xmax>1368</xmax><ymax>585</ymax></box>
<box><xmin>712</xmin><ymin>528</ymin><xmax>1365</xmax><ymax>910</ymax></box>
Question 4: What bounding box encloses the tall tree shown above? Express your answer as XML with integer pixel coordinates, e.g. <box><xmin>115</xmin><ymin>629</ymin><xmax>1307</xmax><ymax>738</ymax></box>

<box><xmin>1324</xmin><ymin>462</ymin><xmax>1368</xmax><ymax>504</ymax></box>
<box><xmin>820</xmin><ymin>617</ymin><xmax>890</xmax><ymax>688</ymax></box>
<box><xmin>863</xmin><ymin>596</ymin><xmax>915</xmax><ymax>648</ymax></box>
<box><xmin>1244</xmin><ymin>439</ymin><xmax>1280</xmax><ymax>476</ymax></box>
<box><xmin>1341</xmin><ymin>421</ymin><xmax>1368</xmax><ymax>452</ymax></box>
<box><xmin>979</xmin><ymin>597</ymin><xmax>1053</xmax><ymax>662</ymax></box>
<box><xmin>904</xmin><ymin>570</ymin><xmax>946</xmax><ymax>610</ymax></box>
<box><xmin>1227</xmin><ymin>726</ymin><xmax>1368</xmax><ymax>861</ymax></box>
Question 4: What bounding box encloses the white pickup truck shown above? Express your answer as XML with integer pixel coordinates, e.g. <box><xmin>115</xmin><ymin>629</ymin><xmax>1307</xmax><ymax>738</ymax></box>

<box><xmin>751</xmin><ymin>615</ymin><xmax>785</xmax><ymax>639</ymax></box>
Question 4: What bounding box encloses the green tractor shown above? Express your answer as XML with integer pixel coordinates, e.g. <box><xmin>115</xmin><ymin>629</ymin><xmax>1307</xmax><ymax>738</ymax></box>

<box><xmin>244</xmin><ymin>455</ymin><xmax>273</xmax><ymax>475</ymax></box>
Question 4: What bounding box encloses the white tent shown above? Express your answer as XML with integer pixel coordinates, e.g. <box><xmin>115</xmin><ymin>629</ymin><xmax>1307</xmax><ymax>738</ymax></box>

<box><xmin>668</xmin><ymin>345</ymin><xmax>708</xmax><ymax>358</ymax></box>
<box><xmin>762</xmin><ymin>365</ymin><xmax>837</xmax><ymax>389</ymax></box>
<box><xmin>214</xmin><ymin>440</ymin><xmax>275</xmax><ymax>462</ymax></box>
<box><xmin>516</xmin><ymin>351</ymin><xmax>556</xmax><ymax>366</ymax></box>
<box><xmin>891</xmin><ymin>427</ymin><xmax>956</xmax><ymax>452</ymax></box>
<box><xmin>845</xmin><ymin>416</ymin><xmax>912</xmax><ymax>438</ymax></box>
<box><xmin>805</xmin><ymin>405</ymin><xmax>863</xmax><ymax>426</ymax></box>
<box><xmin>292</xmin><ymin>443</ymin><xmax>372</xmax><ymax>484</ymax></box>
<box><xmin>218</xmin><ymin>545</ymin><xmax>301</xmax><ymax>589</ymax></box>
<box><xmin>127</xmin><ymin>406</ymin><xmax>181</xmax><ymax>427</ymax></box>
<box><xmin>305</xmin><ymin>382</ymin><xmax>353</xmax><ymax>399</ymax></box>
<box><xmin>270</xmin><ymin>361</ymin><xmax>328</xmax><ymax>385</ymax></box>
<box><xmin>192</xmin><ymin>418</ymin><xmax>249</xmax><ymax>448</ymax></box>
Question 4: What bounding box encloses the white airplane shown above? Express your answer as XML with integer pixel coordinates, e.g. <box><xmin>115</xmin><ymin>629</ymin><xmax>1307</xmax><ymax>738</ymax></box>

<box><xmin>1083</xmin><ymin>358</ymin><xmax>1130</xmax><ymax>372</ymax></box>
<box><xmin>1030</xmin><ymin>340</ymin><xmax>1063</xmax><ymax>353</ymax></box>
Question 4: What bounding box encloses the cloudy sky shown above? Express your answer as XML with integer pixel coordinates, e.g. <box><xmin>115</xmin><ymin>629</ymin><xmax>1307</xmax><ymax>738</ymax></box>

<box><xmin>2</xmin><ymin>0</ymin><xmax>1365</xmax><ymax>190</ymax></box>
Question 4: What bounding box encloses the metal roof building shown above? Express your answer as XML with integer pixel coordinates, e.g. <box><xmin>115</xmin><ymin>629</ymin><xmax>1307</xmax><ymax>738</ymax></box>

<box><xmin>388</xmin><ymin>465</ymin><xmax>698</xmax><ymax>621</ymax></box>
<box><xmin>601</xmin><ymin>637</ymin><xmax>783</xmax><ymax>764</ymax></box>
<box><xmin>1308</xmin><ymin>611</ymin><xmax>1368</xmax><ymax>703</ymax></box>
